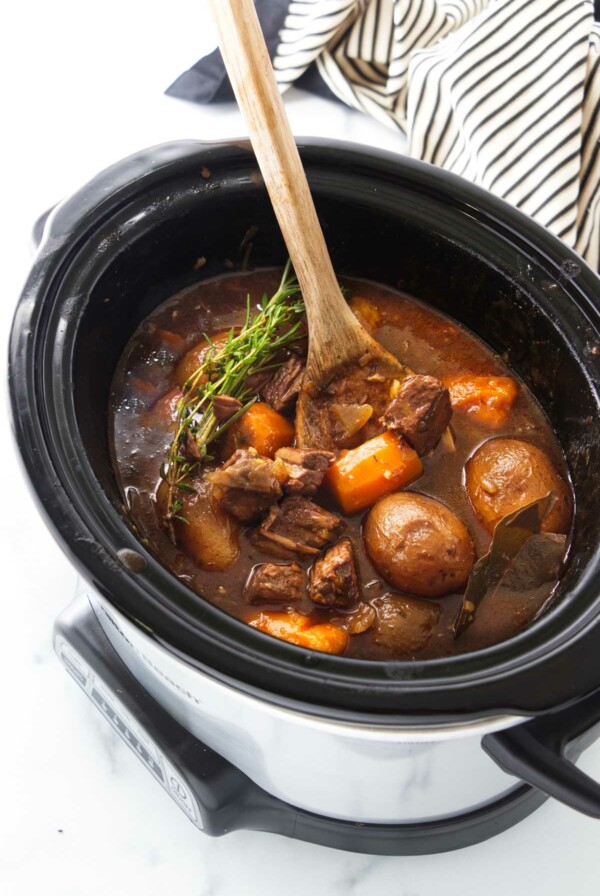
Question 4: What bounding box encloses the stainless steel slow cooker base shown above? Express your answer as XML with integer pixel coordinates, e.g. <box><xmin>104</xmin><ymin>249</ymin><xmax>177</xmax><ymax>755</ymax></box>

<box><xmin>54</xmin><ymin>596</ymin><xmax>549</xmax><ymax>855</ymax></box>
<box><xmin>90</xmin><ymin>588</ymin><xmax>528</xmax><ymax>824</ymax></box>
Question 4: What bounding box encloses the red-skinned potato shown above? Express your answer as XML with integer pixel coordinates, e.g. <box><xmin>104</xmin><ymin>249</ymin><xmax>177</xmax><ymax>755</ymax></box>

<box><xmin>156</xmin><ymin>477</ymin><xmax>240</xmax><ymax>571</ymax></box>
<box><xmin>143</xmin><ymin>388</ymin><xmax>182</xmax><ymax>431</ymax></box>
<box><xmin>466</xmin><ymin>438</ymin><xmax>572</xmax><ymax>535</ymax></box>
<box><xmin>364</xmin><ymin>493</ymin><xmax>475</xmax><ymax>598</ymax></box>
<box><xmin>371</xmin><ymin>593</ymin><xmax>441</xmax><ymax>655</ymax></box>
<box><xmin>175</xmin><ymin>329</ymin><xmax>237</xmax><ymax>388</ymax></box>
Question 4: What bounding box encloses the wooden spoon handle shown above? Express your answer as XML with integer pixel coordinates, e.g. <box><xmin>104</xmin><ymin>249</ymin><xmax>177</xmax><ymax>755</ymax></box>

<box><xmin>208</xmin><ymin>0</ymin><xmax>358</xmax><ymax>344</ymax></box>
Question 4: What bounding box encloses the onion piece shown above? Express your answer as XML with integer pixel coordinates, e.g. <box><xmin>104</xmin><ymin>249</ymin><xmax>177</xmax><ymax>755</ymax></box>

<box><xmin>439</xmin><ymin>426</ymin><xmax>457</xmax><ymax>454</ymax></box>
<box><xmin>331</xmin><ymin>402</ymin><xmax>373</xmax><ymax>440</ymax></box>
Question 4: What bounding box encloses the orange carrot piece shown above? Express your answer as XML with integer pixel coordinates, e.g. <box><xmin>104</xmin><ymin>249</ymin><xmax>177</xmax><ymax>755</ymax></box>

<box><xmin>248</xmin><ymin>610</ymin><xmax>310</xmax><ymax>641</ymax></box>
<box><xmin>444</xmin><ymin>375</ymin><xmax>518</xmax><ymax>428</ymax></box>
<box><xmin>222</xmin><ymin>402</ymin><xmax>294</xmax><ymax>459</ymax></box>
<box><xmin>326</xmin><ymin>431</ymin><xmax>423</xmax><ymax>514</ymax></box>
<box><xmin>247</xmin><ymin>610</ymin><xmax>348</xmax><ymax>655</ymax></box>
<box><xmin>297</xmin><ymin>624</ymin><xmax>349</xmax><ymax>654</ymax></box>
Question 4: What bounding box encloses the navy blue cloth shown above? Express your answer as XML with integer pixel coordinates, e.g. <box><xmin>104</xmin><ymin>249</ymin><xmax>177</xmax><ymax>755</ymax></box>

<box><xmin>166</xmin><ymin>1</ymin><xmax>298</xmax><ymax>103</ymax></box>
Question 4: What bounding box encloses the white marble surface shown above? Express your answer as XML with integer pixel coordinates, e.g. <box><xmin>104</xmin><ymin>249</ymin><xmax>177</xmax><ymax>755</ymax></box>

<box><xmin>1</xmin><ymin>2</ymin><xmax>600</xmax><ymax>893</ymax></box>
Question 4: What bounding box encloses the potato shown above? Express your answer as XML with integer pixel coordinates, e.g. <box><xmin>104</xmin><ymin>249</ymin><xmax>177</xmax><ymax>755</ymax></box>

<box><xmin>364</xmin><ymin>493</ymin><xmax>475</xmax><ymax>598</ymax></box>
<box><xmin>371</xmin><ymin>593</ymin><xmax>441</xmax><ymax>655</ymax></box>
<box><xmin>174</xmin><ymin>330</ymin><xmax>234</xmax><ymax>388</ymax></box>
<box><xmin>143</xmin><ymin>388</ymin><xmax>182</xmax><ymax>430</ymax></box>
<box><xmin>137</xmin><ymin>388</ymin><xmax>184</xmax><ymax>459</ymax></box>
<box><xmin>466</xmin><ymin>438</ymin><xmax>572</xmax><ymax>535</ymax></box>
<box><xmin>156</xmin><ymin>478</ymin><xmax>239</xmax><ymax>571</ymax></box>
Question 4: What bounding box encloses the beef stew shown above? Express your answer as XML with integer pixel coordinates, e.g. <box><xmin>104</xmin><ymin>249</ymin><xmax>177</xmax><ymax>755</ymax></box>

<box><xmin>110</xmin><ymin>268</ymin><xmax>573</xmax><ymax>660</ymax></box>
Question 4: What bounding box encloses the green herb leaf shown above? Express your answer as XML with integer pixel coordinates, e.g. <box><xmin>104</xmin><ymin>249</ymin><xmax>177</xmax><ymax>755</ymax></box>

<box><xmin>162</xmin><ymin>260</ymin><xmax>305</xmax><ymax>537</ymax></box>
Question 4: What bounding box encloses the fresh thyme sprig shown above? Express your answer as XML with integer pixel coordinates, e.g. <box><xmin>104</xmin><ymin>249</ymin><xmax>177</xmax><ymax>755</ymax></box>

<box><xmin>161</xmin><ymin>261</ymin><xmax>305</xmax><ymax>542</ymax></box>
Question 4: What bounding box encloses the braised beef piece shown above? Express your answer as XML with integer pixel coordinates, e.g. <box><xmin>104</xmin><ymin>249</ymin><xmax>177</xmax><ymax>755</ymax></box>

<box><xmin>309</xmin><ymin>537</ymin><xmax>360</xmax><ymax>608</ymax></box>
<box><xmin>207</xmin><ymin>448</ymin><xmax>286</xmax><ymax>522</ymax></box>
<box><xmin>244</xmin><ymin>369</ymin><xmax>272</xmax><ymax>395</ymax></box>
<box><xmin>244</xmin><ymin>562</ymin><xmax>305</xmax><ymax>605</ymax></box>
<box><xmin>275</xmin><ymin>446</ymin><xmax>335</xmax><ymax>496</ymax></box>
<box><xmin>381</xmin><ymin>374</ymin><xmax>451</xmax><ymax>455</ymax></box>
<box><xmin>258</xmin><ymin>496</ymin><xmax>346</xmax><ymax>556</ymax></box>
<box><xmin>262</xmin><ymin>355</ymin><xmax>305</xmax><ymax>414</ymax></box>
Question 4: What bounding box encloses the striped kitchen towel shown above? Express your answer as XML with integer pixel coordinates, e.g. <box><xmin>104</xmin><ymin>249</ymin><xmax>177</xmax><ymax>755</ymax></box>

<box><xmin>167</xmin><ymin>0</ymin><xmax>600</xmax><ymax>269</ymax></box>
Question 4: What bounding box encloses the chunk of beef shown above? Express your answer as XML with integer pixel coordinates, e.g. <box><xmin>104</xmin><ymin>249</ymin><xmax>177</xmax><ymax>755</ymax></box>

<box><xmin>262</xmin><ymin>355</ymin><xmax>305</xmax><ymax>414</ymax></box>
<box><xmin>309</xmin><ymin>537</ymin><xmax>360</xmax><ymax>608</ymax></box>
<box><xmin>244</xmin><ymin>562</ymin><xmax>305</xmax><ymax>605</ymax></box>
<box><xmin>244</xmin><ymin>369</ymin><xmax>272</xmax><ymax>395</ymax></box>
<box><xmin>381</xmin><ymin>374</ymin><xmax>451</xmax><ymax>455</ymax></box>
<box><xmin>258</xmin><ymin>496</ymin><xmax>346</xmax><ymax>556</ymax></box>
<box><xmin>299</xmin><ymin>360</ymin><xmax>392</xmax><ymax>450</ymax></box>
<box><xmin>275</xmin><ymin>446</ymin><xmax>335</xmax><ymax>496</ymax></box>
<box><xmin>207</xmin><ymin>448</ymin><xmax>286</xmax><ymax>522</ymax></box>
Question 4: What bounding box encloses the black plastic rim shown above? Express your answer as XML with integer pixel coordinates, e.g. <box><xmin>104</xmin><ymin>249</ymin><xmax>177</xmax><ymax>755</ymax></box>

<box><xmin>9</xmin><ymin>139</ymin><xmax>600</xmax><ymax>722</ymax></box>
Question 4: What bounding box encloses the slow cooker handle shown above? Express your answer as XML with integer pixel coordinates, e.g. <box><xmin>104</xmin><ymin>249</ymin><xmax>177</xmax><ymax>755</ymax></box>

<box><xmin>483</xmin><ymin>687</ymin><xmax>600</xmax><ymax>818</ymax></box>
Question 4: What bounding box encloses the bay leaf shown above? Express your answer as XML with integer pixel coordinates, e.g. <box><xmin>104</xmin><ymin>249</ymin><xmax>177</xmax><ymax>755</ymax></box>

<box><xmin>497</xmin><ymin>532</ymin><xmax>567</xmax><ymax>596</ymax></box>
<box><xmin>452</xmin><ymin>492</ymin><xmax>564</xmax><ymax>638</ymax></box>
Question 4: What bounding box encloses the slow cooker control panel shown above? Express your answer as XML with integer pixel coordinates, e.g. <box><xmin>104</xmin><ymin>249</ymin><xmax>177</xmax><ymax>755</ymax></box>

<box><xmin>55</xmin><ymin>634</ymin><xmax>203</xmax><ymax>829</ymax></box>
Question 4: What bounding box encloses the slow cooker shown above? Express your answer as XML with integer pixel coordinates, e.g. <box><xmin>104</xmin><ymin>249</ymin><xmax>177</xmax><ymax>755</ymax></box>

<box><xmin>9</xmin><ymin>139</ymin><xmax>600</xmax><ymax>854</ymax></box>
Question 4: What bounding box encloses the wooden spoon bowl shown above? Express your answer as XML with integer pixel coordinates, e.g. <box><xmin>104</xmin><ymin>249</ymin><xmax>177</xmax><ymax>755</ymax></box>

<box><xmin>297</xmin><ymin>335</ymin><xmax>411</xmax><ymax>450</ymax></box>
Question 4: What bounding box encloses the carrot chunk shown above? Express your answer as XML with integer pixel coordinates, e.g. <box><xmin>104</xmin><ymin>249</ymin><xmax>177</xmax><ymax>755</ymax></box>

<box><xmin>222</xmin><ymin>402</ymin><xmax>294</xmax><ymax>459</ymax></box>
<box><xmin>298</xmin><ymin>624</ymin><xmax>349</xmax><ymax>654</ymax></box>
<box><xmin>248</xmin><ymin>609</ymin><xmax>310</xmax><ymax>641</ymax></box>
<box><xmin>444</xmin><ymin>375</ymin><xmax>518</xmax><ymax>428</ymax></box>
<box><xmin>325</xmin><ymin>431</ymin><xmax>423</xmax><ymax>514</ymax></box>
<box><xmin>247</xmin><ymin>610</ymin><xmax>348</xmax><ymax>655</ymax></box>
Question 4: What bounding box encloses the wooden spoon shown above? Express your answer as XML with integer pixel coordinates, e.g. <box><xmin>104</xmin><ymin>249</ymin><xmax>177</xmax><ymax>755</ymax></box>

<box><xmin>208</xmin><ymin>0</ymin><xmax>409</xmax><ymax>449</ymax></box>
